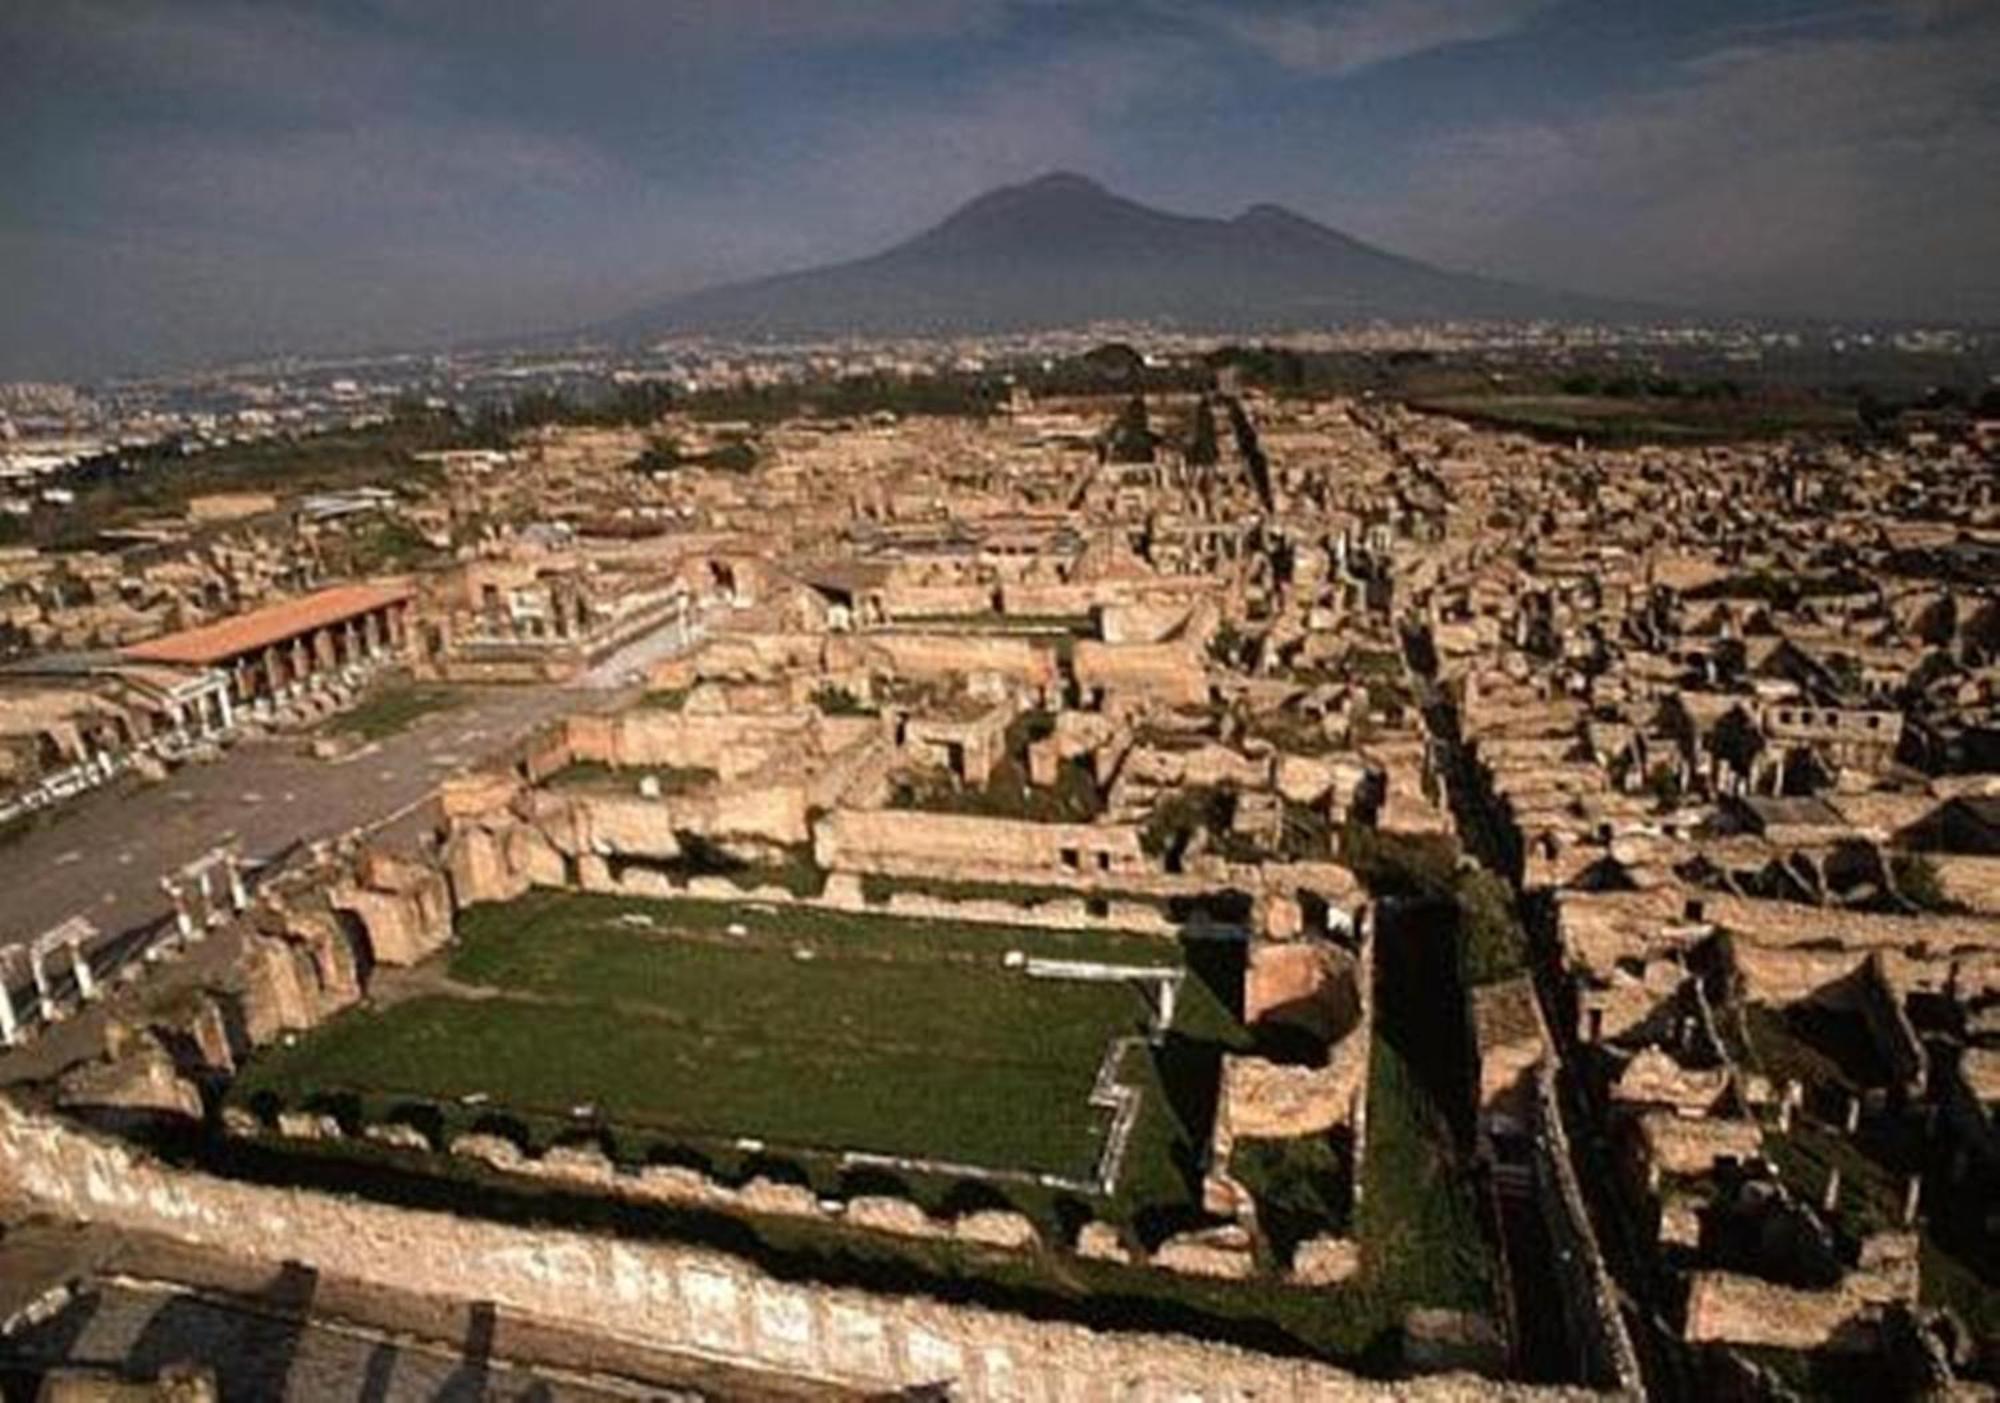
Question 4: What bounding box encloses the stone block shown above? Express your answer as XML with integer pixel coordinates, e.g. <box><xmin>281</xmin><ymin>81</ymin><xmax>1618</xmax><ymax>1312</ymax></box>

<box><xmin>952</xmin><ymin>1209</ymin><xmax>1039</xmax><ymax>1250</ymax></box>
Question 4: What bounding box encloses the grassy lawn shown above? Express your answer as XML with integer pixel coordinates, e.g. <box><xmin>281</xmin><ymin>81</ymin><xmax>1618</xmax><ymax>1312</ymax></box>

<box><xmin>324</xmin><ymin>684</ymin><xmax>461</xmax><ymax>741</ymax></box>
<box><xmin>215</xmin><ymin>887</ymin><xmax>1516</xmax><ymax>1367</ymax></box>
<box><xmin>1233</xmin><ymin>1132</ymin><xmax>1353</xmax><ymax>1261</ymax></box>
<box><xmin>1356</xmin><ymin>1034</ymin><xmax>1494</xmax><ymax>1314</ymax></box>
<box><xmin>238</xmin><ymin>891</ymin><xmax>1170</xmax><ymax>1178</ymax></box>
<box><xmin>1413</xmin><ymin>393</ymin><xmax>1857</xmax><ymax>447</ymax></box>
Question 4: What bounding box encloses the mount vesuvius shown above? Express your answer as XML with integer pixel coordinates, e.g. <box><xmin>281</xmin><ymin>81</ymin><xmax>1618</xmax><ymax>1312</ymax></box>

<box><xmin>593</xmin><ymin>173</ymin><xmax>1656</xmax><ymax>343</ymax></box>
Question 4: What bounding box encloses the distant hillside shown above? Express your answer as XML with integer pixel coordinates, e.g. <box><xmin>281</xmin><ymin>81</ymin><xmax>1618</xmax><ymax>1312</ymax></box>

<box><xmin>595</xmin><ymin>172</ymin><xmax>1656</xmax><ymax>343</ymax></box>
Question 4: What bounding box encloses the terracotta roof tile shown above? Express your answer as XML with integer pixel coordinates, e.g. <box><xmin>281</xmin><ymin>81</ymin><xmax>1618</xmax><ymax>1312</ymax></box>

<box><xmin>122</xmin><ymin>581</ymin><xmax>411</xmax><ymax>667</ymax></box>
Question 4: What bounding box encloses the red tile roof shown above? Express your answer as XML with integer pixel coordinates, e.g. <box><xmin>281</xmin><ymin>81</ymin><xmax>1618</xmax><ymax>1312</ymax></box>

<box><xmin>122</xmin><ymin>581</ymin><xmax>411</xmax><ymax>667</ymax></box>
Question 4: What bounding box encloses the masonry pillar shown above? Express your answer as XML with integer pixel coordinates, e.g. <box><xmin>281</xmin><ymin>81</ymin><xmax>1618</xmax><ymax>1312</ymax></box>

<box><xmin>29</xmin><ymin>946</ymin><xmax>57</xmax><ymax>1023</ymax></box>
<box><xmin>162</xmin><ymin>877</ymin><xmax>194</xmax><ymax>941</ymax></box>
<box><xmin>0</xmin><ymin>967</ymin><xmax>19</xmax><ymax>1047</ymax></box>
<box><xmin>224</xmin><ymin>852</ymin><xmax>249</xmax><ymax>912</ymax></box>
<box><xmin>70</xmin><ymin>936</ymin><xmax>97</xmax><ymax>1002</ymax></box>
<box><xmin>1157</xmin><ymin>976</ymin><xmax>1179</xmax><ymax>1035</ymax></box>
<box><xmin>195</xmin><ymin>867</ymin><xmax>221</xmax><ymax>928</ymax></box>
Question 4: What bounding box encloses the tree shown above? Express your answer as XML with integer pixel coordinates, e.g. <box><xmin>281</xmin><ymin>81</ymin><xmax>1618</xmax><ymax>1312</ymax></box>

<box><xmin>1186</xmin><ymin>397</ymin><xmax>1220</xmax><ymax>467</ymax></box>
<box><xmin>1106</xmin><ymin>395</ymin><xmax>1156</xmax><ymax>464</ymax></box>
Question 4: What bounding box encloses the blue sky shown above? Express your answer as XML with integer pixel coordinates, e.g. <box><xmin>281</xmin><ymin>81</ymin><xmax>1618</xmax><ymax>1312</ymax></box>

<box><xmin>4</xmin><ymin>0</ymin><xmax>1997</xmax><ymax>378</ymax></box>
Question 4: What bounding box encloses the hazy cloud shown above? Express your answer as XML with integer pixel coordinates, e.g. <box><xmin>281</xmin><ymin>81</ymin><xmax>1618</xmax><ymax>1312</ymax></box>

<box><xmin>1</xmin><ymin>0</ymin><xmax>1994</xmax><ymax>377</ymax></box>
<box><xmin>1354</xmin><ymin>7</ymin><xmax>2000</xmax><ymax>318</ymax></box>
<box><xmin>1187</xmin><ymin>0</ymin><xmax>1558</xmax><ymax>77</ymax></box>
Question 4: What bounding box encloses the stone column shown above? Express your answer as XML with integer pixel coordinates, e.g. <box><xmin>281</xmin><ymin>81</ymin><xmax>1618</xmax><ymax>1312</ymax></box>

<box><xmin>194</xmin><ymin>867</ymin><xmax>220</xmax><ymax>928</ymax></box>
<box><xmin>225</xmin><ymin>852</ymin><xmax>249</xmax><ymax>912</ymax></box>
<box><xmin>29</xmin><ymin>946</ymin><xmax>56</xmax><ymax>1023</ymax></box>
<box><xmin>163</xmin><ymin>877</ymin><xmax>194</xmax><ymax>940</ymax></box>
<box><xmin>70</xmin><ymin>936</ymin><xmax>97</xmax><ymax>1002</ymax></box>
<box><xmin>0</xmin><ymin>965</ymin><xmax>19</xmax><ymax>1047</ymax></box>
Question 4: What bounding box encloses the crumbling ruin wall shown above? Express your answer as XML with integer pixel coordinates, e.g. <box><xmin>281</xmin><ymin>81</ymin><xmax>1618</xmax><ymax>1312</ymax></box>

<box><xmin>814</xmin><ymin>809</ymin><xmax>1148</xmax><ymax>883</ymax></box>
<box><xmin>1853</xmin><ymin>953</ymin><xmax>1927</xmax><ymax>1096</ymax></box>
<box><xmin>1529</xmin><ymin>1065</ymin><xmax>1646</xmax><ymax>1394</ymax></box>
<box><xmin>566</xmin><ymin>711</ymin><xmax>813</xmax><ymax>780</ymax></box>
<box><xmin>578</xmin><ymin>784</ymin><xmax>811</xmax><ymax>852</ymax></box>
<box><xmin>1731</xmin><ymin>942</ymin><xmax>1872</xmax><ymax>1006</ymax></box>
<box><xmin>328</xmin><ymin>853</ymin><xmax>452</xmax><ymax>967</ymax></box>
<box><xmin>830</xmin><ymin>633</ymin><xmax>1056</xmax><ymax>690</ymax></box>
<box><xmin>1682</xmin><ymin>1271</ymin><xmax>1880</xmax><ymax>1351</ymax></box>
<box><xmin>0</xmin><ymin>1101</ymin><xmax>1597</xmax><ymax>1402</ymax></box>
<box><xmin>1073</xmin><ymin>640</ymin><xmax>1208</xmax><ymax>707</ymax></box>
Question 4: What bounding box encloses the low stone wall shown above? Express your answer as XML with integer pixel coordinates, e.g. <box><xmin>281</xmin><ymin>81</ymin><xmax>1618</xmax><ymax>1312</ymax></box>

<box><xmin>1682</xmin><ymin>1271</ymin><xmax>1881</xmax><ymax>1351</ymax></box>
<box><xmin>568</xmin><ymin>710</ymin><xmax>815</xmax><ymax>781</ymax></box>
<box><xmin>1529</xmin><ymin>1065</ymin><xmax>1645</xmax><ymax>1394</ymax></box>
<box><xmin>0</xmin><ymin>1102</ymin><xmax>1596</xmax><ymax>1401</ymax></box>
<box><xmin>815</xmin><ymin>808</ymin><xmax>1150</xmax><ymax>885</ymax></box>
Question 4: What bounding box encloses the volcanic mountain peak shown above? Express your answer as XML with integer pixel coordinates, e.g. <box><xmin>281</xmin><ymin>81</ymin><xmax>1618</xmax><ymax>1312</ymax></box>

<box><xmin>595</xmin><ymin>172</ymin><xmax>1656</xmax><ymax>342</ymax></box>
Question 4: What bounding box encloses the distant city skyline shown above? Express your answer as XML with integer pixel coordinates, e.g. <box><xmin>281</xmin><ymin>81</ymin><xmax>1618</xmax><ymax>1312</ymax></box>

<box><xmin>4</xmin><ymin>0</ymin><xmax>1998</xmax><ymax>379</ymax></box>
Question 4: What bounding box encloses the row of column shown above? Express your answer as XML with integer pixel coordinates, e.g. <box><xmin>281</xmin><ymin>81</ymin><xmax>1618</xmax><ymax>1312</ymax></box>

<box><xmin>161</xmin><ymin>849</ymin><xmax>250</xmax><ymax>941</ymax></box>
<box><xmin>0</xmin><ymin>922</ymin><xmax>98</xmax><ymax>1049</ymax></box>
<box><xmin>0</xmin><ymin>847</ymin><xmax>252</xmax><ymax>1051</ymax></box>
<box><xmin>230</xmin><ymin>602</ymin><xmax>407</xmax><ymax>707</ymax></box>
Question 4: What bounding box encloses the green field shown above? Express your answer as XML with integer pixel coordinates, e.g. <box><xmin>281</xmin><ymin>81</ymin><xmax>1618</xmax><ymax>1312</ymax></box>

<box><xmin>214</xmin><ymin>888</ymin><xmax>1513</xmax><ymax>1365</ymax></box>
<box><xmin>324</xmin><ymin>684</ymin><xmax>462</xmax><ymax>741</ymax></box>
<box><xmin>238</xmin><ymin>892</ymin><xmax>1168</xmax><ymax>1178</ymax></box>
<box><xmin>1413</xmin><ymin>393</ymin><xmax>1857</xmax><ymax>446</ymax></box>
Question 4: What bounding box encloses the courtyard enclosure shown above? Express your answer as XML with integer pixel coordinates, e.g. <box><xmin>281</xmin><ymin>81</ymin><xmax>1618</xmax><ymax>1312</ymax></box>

<box><xmin>236</xmin><ymin>891</ymin><xmax>1160</xmax><ymax>1180</ymax></box>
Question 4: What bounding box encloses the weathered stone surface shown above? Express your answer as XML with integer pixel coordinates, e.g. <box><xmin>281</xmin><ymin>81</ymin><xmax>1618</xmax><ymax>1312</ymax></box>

<box><xmin>1151</xmin><ymin>1225</ymin><xmax>1256</xmax><ymax>1279</ymax></box>
<box><xmin>39</xmin><ymin>1362</ymin><xmax>219</xmax><ymax>1402</ymax></box>
<box><xmin>844</xmin><ymin>1195</ymin><xmax>940</xmax><ymax>1239</ymax></box>
<box><xmin>1290</xmin><ymin>1235</ymin><xmax>1361</xmax><ymax>1285</ymax></box>
<box><xmin>951</xmin><ymin>1209</ymin><xmax>1039</xmax><ymax>1250</ymax></box>
<box><xmin>1682</xmin><ymin>1271</ymin><xmax>1880</xmax><ymax>1350</ymax></box>
<box><xmin>275</xmin><ymin>1110</ymin><xmax>343</xmax><ymax>1141</ymax></box>
<box><xmin>739</xmin><ymin>1176</ymin><xmax>821</xmax><ymax>1218</ymax></box>
<box><xmin>363</xmin><ymin>1121</ymin><xmax>434</xmax><ymax>1153</ymax></box>
<box><xmin>330</xmin><ymin>867</ymin><xmax>451</xmax><ymax>966</ymax></box>
<box><xmin>443</xmin><ymin>825</ymin><xmax>530</xmax><ymax>907</ymax></box>
<box><xmin>56</xmin><ymin>1042</ymin><xmax>202</xmax><ymax>1122</ymax></box>
<box><xmin>0</xmin><ymin>1101</ymin><xmax>1591</xmax><ymax>1402</ymax></box>
<box><xmin>1074</xmin><ymin>1221</ymin><xmax>1134</xmax><ymax>1263</ymax></box>
<box><xmin>236</xmin><ymin>936</ymin><xmax>318</xmax><ymax>1044</ymax></box>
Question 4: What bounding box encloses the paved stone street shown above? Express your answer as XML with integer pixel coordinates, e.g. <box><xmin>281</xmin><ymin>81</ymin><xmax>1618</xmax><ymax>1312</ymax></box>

<box><xmin>0</xmin><ymin>683</ymin><xmax>580</xmax><ymax>959</ymax></box>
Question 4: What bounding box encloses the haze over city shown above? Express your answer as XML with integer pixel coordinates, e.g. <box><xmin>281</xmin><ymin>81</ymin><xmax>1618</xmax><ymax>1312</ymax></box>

<box><xmin>5</xmin><ymin>0</ymin><xmax>1999</xmax><ymax>376</ymax></box>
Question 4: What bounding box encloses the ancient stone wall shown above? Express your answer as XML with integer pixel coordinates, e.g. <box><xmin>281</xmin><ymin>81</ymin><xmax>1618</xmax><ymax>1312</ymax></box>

<box><xmin>813</xmin><ymin>809</ymin><xmax>1148</xmax><ymax>884</ymax></box>
<box><xmin>830</xmin><ymin>633</ymin><xmax>1056</xmax><ymax>690</ymax></box>
<box><xmin>1681</xmin><ymin>1271</ymin><xmax>1880</xmax><ymax>1351</ymax></box>
<box><xmin>567</xmin><ymin>710</ymin><xmax>814</xmax><ymax>780</ymax></box>
<box><xmin>578</xmin><ymin>783</ymin><xmax>810</xmax><ymax>852</ymax></box>
<box><xmin>1529</xmin><ymin>1065</ymin><xmax>1646</xmax><ymax>1394</ymax></box>
<box><xmin>0</xmin><ymin>1101</ymin><xmax>1599</xmax><ymax>1402</ymax></box>
<box><xmin>1073</xmin><ymin>640</ymin><xmax>1208</xmax><ymax>707</ymax></box>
